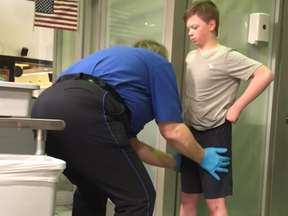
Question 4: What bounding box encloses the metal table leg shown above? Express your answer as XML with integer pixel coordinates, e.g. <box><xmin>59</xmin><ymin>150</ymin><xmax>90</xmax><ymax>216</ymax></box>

<box><xmin>34</xmin><ymin>129</ymin><xmax>47</xmax><ymax>155</ymax></box>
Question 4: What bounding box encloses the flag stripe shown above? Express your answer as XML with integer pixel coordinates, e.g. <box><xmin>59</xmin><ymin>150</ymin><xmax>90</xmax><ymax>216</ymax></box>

<box><xmin>34</xmin><ymin>24</ymin><xmax>77</xmax><ymax>31</ymax></box>
<box><xmin>55</xmin><ymin>0</ymin><xmax>78</xmax><ymax>4</ymax></box>
<box><xmin>54</xmin><ymin>6</ymin><xmax>78</xmax><ymax>13</ymax></box>
<box><xmin>34</xmin><ymin>22</ymin><xmax>77</xmax><ymax>29</ymax></box>
<box><xmin>35</xmin><ymin>11</ymin><xmax>77</xmax><ymax>18</ymax></box>
<box><xmin>54</xmin><ymin>2</ymin><xmax>78</xmax><ymax>7</ymax></box>
<box><xmin>54</xmin><ymin>11</ymin><xmax>78</xmax><ymax>17</ymax></box>
<box><xmin>35</xmin><ymin>14</ymin><xmax>77</xmax><ymax>22</ymax></box>
<box><xmin>35</xmin><ymin>19</ymin><xmax>77</xmax><ymax>27</ymax></box>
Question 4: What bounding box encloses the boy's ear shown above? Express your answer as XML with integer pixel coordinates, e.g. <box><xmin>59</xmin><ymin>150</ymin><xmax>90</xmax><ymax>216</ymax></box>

<box><xmin>209</xmin><ymin>19</ymin><xmax>216</xmax><ymax>31</ymax></box>
<box><xmin>209</xmin><ymin>19</ymin><xmax>218</xmax><ymax>36</ymax></box>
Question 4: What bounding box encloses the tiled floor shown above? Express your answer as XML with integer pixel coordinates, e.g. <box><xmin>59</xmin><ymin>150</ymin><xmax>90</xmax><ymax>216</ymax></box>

<box><xmin>54</xmin><ymin>206</ymin><xmax>72</xmax><ymax>216</ymax></box>
<box><xmin>55</xmin><ymin>201</ymin><xmax>115</xmax><ymax>216</ymax></box>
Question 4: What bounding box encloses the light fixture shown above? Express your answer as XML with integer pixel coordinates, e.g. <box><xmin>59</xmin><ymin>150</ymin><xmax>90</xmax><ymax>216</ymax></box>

<box><xmin>15</xmin><ymin>63</ymin><xmax>29</xmax><ymax>68</ymax></box>
<box><xmin>20</xmin><ymin>72</ymin><xmax>53</xmax><ymax>76</ymax></box>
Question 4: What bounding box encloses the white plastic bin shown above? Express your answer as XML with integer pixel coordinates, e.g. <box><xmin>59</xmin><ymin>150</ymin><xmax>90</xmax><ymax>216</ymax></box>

<box><xmin>0</xmin><ymin>82</ymin><xmax>40</xmax><ymax>117</ymax></box>
<box><xmin>0</xmin><ymin>154</ymin><xmax>66</xmax><ymax>216</ymax></box>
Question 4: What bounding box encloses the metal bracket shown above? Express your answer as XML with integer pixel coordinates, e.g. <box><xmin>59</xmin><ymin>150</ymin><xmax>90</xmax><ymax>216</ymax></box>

<box><xmin>0</xmin><ymin>118</ymin><xmax>66</xmax><ymax>155</ymax></box>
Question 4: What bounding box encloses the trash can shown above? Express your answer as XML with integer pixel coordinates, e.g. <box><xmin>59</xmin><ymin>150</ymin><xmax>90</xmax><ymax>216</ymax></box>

<box><xmin>0</xmin><ymin>82</ymin><xmax>40</xmax><ymax>117</ymax></box>
<box><xmin>0</xmin><ymin>154</ymin><xmax>66</xmax><ymax>216</ymax></box>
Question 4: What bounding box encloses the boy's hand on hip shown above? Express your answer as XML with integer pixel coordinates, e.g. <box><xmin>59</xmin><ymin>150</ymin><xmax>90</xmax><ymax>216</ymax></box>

<box><xmin>226</xmin><ymin>105</ymin><xmax>241</xmax><ymax>123</ymax></box>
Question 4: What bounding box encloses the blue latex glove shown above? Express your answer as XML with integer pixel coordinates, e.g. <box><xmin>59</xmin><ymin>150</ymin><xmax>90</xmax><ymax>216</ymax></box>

<box><xmin>173</xmin><ymin>151</ymin><xmax>182</xmax><ymax>172</ymax></box>
<box><xmin>199</xmin><ymin>147</ymin><xmax>230</xmax><ymax>181</ymax></box>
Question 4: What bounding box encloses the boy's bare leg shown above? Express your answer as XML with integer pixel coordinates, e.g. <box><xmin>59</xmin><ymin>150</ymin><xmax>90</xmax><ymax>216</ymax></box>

<box><xmin>179</xmin><ymin>193</ymin><xmax>200</xmax><ymax>216</ymax></box>
<box><xmin>206</xmin><ymin>198</ymin><xmax>228</xmax><ymax>216</ymax></box>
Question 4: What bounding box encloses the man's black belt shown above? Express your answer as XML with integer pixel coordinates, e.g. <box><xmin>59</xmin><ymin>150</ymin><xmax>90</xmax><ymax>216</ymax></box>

<box><xmin>57</xmin><ymin>73</ymin><xmax>131</xmax><ymax>121</ymax></box>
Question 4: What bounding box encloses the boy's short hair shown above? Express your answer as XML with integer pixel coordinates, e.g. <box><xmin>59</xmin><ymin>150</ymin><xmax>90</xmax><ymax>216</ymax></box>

<box><xmin>131</xmin><ymin>39</ymin><xmax>169</xmax><ymax>59</ymax></box>
<box><xmin>183</xmin><ymin>1</ymin><xmax>220</xmax><ymax>33</ymax></box>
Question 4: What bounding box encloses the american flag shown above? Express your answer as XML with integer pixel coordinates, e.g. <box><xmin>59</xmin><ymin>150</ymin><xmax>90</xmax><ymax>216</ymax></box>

<box><xmin>34</xmin><ymin>0</ymin><xmax>79</xmax><ymax>32</ymax></box>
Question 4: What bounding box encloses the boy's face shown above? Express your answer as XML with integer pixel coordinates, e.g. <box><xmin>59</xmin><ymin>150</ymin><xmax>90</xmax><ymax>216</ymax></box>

<box><xmin>186</xmin><ymin>14</ymin><xmax>216</xmax><ymax>47</ymax></box>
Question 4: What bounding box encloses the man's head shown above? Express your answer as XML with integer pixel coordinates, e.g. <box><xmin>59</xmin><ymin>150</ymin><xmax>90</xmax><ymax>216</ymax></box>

<box><xmin>131</xmin><ymin>40</ymin><xmax>169</xmax><ymax>59</ymax></box>
<box><xmin>183</xmin><ymin>1</ymin><xmax>219</xmax><ymax>47</ymax></box>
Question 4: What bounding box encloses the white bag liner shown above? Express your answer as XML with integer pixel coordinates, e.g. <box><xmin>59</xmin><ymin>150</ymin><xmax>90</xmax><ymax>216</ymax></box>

<box><xmin>0</xmin><ymin>154</ymin><xmax>66</xmax><ymax>183</ymax></box>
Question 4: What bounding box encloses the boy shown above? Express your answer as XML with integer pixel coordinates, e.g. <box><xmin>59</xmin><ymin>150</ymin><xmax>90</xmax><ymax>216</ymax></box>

<box><xmin>179</xmin><ymin>1</ymin><xmax>274</xmax><ymax>216</ymax></box>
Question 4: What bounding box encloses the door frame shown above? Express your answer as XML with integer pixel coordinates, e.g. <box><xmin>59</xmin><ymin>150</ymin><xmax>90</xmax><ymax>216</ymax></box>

<box><xmin>154</xmin><ymin>0</ymin><xmax>190</xmax><ymax>215</ymax></box>
<box><xmin>263</xmin><ymin>0</ymin><xmax>288</xmax><ymax>215</ymax></box>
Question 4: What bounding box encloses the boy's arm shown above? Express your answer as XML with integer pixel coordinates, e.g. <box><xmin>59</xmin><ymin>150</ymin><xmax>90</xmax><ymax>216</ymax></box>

<box><xmin>229</xmin><ymin>65</ymin><xmax>273</xmax><ymax>118</ymax></box>
<box><xmin>225</xmin><ymin>51</ymin><xmax>274</xmax><ymax>123</ymax></box>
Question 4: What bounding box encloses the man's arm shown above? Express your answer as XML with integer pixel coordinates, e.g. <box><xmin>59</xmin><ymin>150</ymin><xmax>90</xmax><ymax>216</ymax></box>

<box><xmin>158</xmin><ymin>122</ymin><xmax>205</xmax><ymax>162</ymax></box>
<box><xmin>129</xmin><ymin>138</ymin><xmax>176</xmax><ymax>170</ymax></box>
<box><xmin>232</xmin><ymin>65</ymin><xmax>274</xmax><ymax>112</ymax></box>
<box><xmin>129</xmin><ymin>123</ymin><xmax>206</xmax><ymax>167</ymax></box>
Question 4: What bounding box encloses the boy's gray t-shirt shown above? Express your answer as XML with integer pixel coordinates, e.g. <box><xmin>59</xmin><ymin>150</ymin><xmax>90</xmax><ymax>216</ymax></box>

<box><xmin>184</xmin><ymin>45</ymin><xmax>262</xmax><ymax>131</ymax></box>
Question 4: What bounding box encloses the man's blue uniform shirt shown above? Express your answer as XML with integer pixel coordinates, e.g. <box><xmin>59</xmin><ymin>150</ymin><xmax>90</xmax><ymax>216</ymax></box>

<box><xmin>58</xmin><ymin>46</ymin><xmax>184</xmax><ymax>138</ymax></box>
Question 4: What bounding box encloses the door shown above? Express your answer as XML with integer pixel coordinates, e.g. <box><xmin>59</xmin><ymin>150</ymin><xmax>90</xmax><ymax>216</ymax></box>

<box><xmin>265</xmin><ymin>0</ymin><xmax>288</xmax><ymax>215</ymax></box>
